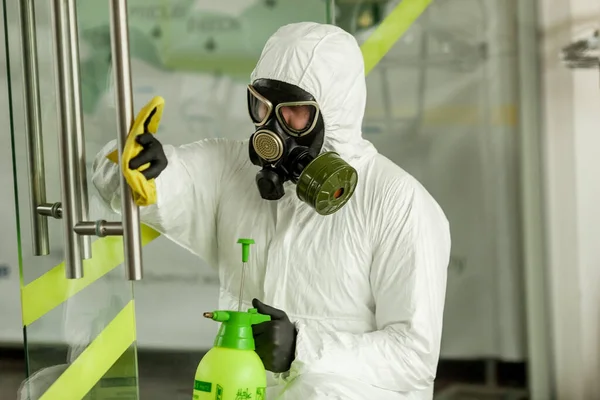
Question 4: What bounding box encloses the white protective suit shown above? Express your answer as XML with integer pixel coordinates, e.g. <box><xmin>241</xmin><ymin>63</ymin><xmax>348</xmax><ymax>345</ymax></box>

<box><xmin>92</xmin><ymin>22</ymin><xmax>451</xmax><ymax>400</ymax></box>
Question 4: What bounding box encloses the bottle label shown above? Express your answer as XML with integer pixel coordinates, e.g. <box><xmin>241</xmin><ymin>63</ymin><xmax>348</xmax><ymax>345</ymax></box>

<box><xmin>192</xmin><ymin>383</ymin><xmax>266</xmax><ymax>399</ymax></box>
<box><xmin>192</xmin><ymin>381</ymin><xmax>221</xmax><ymax>399</ymax></box>
<box><xmin>255</xmin><ymin>387</ymin><xmax>266</xmax><ymax>400</ymax></box>
<box><xmin>194</xmin><ymin>380</ymin><xmax>212</xmax><ymax>392</ymax></box>
<box><xmin>232</xmin><ymin>387</ymin><xmax>266</xmax><ymax>400</ymax></box>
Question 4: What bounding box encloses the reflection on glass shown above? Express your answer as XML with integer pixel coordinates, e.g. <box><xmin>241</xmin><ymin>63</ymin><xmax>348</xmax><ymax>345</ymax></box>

<box><xmin>84</xmin><ymin>346</ymin><xmax>138</xmax><ymax>400</ymax></box>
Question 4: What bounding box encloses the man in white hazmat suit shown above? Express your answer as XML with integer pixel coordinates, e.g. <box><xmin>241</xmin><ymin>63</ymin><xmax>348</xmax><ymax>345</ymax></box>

<box><xmin>92</xmin><ymin>22</ymin><xmax>450</xmax><ymax>399</ymax></box>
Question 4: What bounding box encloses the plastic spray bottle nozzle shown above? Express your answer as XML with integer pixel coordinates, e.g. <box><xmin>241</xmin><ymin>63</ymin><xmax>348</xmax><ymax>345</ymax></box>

<box><xmin>205</xmin><ymin>309</ymin><xmax>271</xmax><ymax>350</ymax></box>
<box><xmin>237</xmin><ymin>238</ymin><xmax>255</xmax><ymax>262</ymax></box>
<box><xmin>203</xmin><ymin>311</ymin><xmax>230</xmax><ymax>322</ymax></box>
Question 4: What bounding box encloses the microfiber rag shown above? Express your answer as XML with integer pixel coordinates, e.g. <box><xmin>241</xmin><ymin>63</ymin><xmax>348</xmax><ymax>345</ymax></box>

<box><xmin>106</xmin><ymin>96</ymin><xmax>165</xmax><ymax>206</ymax></box>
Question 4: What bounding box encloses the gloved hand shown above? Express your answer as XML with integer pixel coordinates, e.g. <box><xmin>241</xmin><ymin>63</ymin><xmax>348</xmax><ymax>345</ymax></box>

<box><xmin>252</xmin><ymin>298</ymin><xmax>297</xmax><ymax>373</ymax></box>
<box><xmin>128</xmin><ymin>133</ymin><xmax>168</xmax><ymax>180</ymax></box>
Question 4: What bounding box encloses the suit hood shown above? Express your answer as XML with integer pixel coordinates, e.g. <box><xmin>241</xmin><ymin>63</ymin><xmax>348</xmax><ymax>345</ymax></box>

<box><xmin>250</xmin><ymin>22</ymin><xmax>377</xmax><ymax>166</ymax></box>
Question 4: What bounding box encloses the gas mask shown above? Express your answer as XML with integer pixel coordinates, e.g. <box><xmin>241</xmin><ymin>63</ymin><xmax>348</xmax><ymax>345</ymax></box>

<box><xmin>247</xmin><ymin>79</ymin><xmax>358</xmax><ymax>215</ymax></box>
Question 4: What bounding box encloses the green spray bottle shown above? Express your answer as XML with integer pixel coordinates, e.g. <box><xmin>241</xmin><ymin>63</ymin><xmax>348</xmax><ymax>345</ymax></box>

<box><xmin>193</xmin><ymin>239</ymin><xmax>270</xmax><ymax>400</ymax></box>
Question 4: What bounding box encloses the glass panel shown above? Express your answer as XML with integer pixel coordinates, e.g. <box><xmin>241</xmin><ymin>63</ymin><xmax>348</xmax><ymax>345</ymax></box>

<box><xmin>4</xmin><ymin>0</ymin><xmax>139</xmax><ymax>398</ymax></box>
<box><xmin>349</xmin><ymin>0</ymin><xmax>530</xmax><ymax>397</ymax></box>
<box><xmin>360</xmin><ymin>0</ymin><xmax>514</xmax><ymax>356</ymax></box>
<box><xmin>76</xmin><ymin>0</ymin><xmax>329</xmax><ymax>398</ymax></box>
<box><xmin>4</xmin><ymin>0</ymin><xmax>535</xmax><ymax>398</ymax></box>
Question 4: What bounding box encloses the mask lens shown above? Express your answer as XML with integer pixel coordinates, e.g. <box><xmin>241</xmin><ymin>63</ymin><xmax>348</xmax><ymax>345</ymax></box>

<box><xmin>247</xmin><ymin>86</ymin><xmax>272</xmax><ymax>125</ymax></box>
<box><xmin>276</xmin><ymin>103</ymin><xmax>318</xmax><ymax>136</ymax></box>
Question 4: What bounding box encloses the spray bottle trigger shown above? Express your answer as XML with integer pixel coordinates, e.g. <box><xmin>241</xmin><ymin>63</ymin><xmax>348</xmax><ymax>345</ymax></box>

<box><xmin>248</xmin><ymin>308</ymin><xmax>271</xmax><ymax>325</ymax></box>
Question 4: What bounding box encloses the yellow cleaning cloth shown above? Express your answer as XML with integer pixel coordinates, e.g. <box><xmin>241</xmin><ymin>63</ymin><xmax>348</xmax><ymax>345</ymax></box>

<box><xmin>106</xmin><ymin>96</ymin><xmax>165</xmax><ymax>207</ymax></box>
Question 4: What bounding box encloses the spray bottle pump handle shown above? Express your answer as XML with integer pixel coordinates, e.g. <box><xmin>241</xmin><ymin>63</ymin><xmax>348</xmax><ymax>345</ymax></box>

<box><xmin>237</xmin><ymin>238</ymin><xmax>255</xmax><ymax>263</ymax></box>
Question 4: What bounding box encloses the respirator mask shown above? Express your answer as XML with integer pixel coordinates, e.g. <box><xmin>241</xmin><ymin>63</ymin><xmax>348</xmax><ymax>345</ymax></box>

<box><xmin>247</xmin><ymin>79</ymin><xmax>358</xmax><ymax>215</ymax></box>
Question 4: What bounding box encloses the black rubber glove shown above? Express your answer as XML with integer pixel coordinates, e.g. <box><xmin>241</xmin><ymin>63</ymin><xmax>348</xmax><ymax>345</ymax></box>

<box><xmin>252</xmin><ymin>298</ymin><xmax>297</xmax><ymax>373</ymax></box>
<box><xmin>128</xmin><ymin>133</ymin><xmax>168</xmax><ymax>180</ymax></box>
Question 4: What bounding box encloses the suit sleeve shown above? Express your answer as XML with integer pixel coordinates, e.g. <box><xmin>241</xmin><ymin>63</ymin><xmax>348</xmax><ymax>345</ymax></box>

<box><xmin>91</xmin><ymin>138</ymin><xmax>233</xmax><ymax>264</ymax></box>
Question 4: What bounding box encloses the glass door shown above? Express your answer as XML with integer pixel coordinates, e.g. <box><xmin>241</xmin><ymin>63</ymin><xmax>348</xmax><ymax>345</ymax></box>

<box><xmin>104</xmin><ymin>1</ymin><xmax>330</xmax><ymax>398</ymax></box>
<box><xmin>5</xmin><ymin>0</ymin><xmax>330</xmax><ymax>399</ymax></box>
<box><xmin>5</xmin><ymin>0</ymin><xmax>147</xmax><ymax>398</ymax></box>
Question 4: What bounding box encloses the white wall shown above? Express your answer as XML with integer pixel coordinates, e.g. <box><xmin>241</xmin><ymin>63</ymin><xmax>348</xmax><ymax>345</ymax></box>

<box><xmin>538</xmin><ymin>0</ymin><xmax>600</xmax><ymax>398</ymax></box>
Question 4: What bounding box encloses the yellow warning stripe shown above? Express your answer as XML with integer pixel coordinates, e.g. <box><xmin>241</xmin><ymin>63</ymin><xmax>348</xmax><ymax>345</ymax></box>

<box><xmin>361</xmin><ymin>0</ymin><xmax>432</xmax><ymax>75</ymax></box>
<box><xmin>22</xmin><ymin>225</ymin><xmax>159</xmax><ymax>327</ymax></box>
<box><xmin>39</xmin><ymin>300</ymin><xmax>137</xmax><ymax>400</ymax></box>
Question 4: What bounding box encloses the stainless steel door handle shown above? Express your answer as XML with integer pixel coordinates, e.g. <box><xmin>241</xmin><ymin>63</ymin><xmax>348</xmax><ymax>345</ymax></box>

<box><xmin>19</xmin><ymin>0</ymin><xmax>92</xmax><ymax>266</ymax></box>
<box><xmin>106</xmin><ymin>0</ymin><xmax>144</xmax><ymax>281</ymax></box>
<box><xmin>51</xmin><ymin>0</ymin><xmax>92</xmax><ymax>279</ymax></box>
<box><xmin>52</xmin><ymin>0</ymin><xmax>143</xmax><ymax>281</ymax></box>
<box><xmin>18</xmin><ymin>0</ymin><xmax>59</xmax><ymax>257</ymax></box>
<box><xmin>14</xmin><ymin>0</ymin><xmax>145</xmax><ymax>281</ymax></box>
